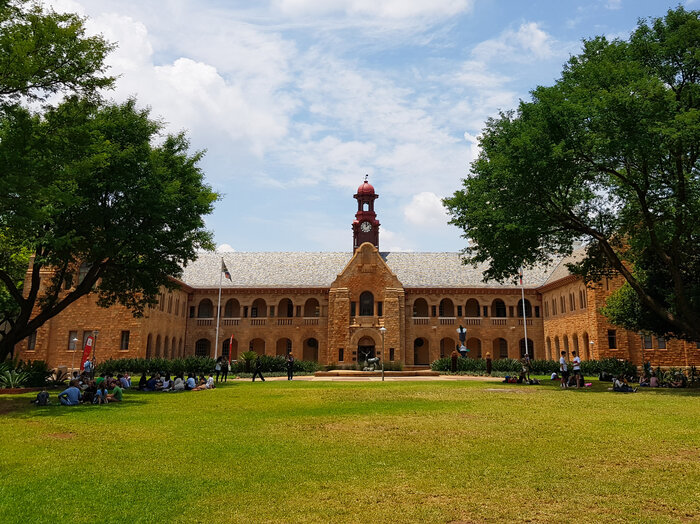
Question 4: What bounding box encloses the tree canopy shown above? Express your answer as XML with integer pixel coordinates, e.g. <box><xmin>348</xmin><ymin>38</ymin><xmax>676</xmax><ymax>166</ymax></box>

<box><xmin>0</xmin><ymin>2</ymin><xmax>217</xmax><ymax>360</ymax></box>
<box><xmin>444</xmin><ymin>6</ymin><xmax>700</xmax><ymax>342</ymax></box>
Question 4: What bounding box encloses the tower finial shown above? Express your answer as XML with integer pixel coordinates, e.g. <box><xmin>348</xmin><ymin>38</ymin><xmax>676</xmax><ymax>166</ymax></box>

<box><xmin>364</xmin><ymin>174</ymin><xmax>368</xmax><ymax>182</ymax></box>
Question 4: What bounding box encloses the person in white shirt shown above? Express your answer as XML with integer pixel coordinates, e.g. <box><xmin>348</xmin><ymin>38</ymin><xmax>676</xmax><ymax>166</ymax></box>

<box><xmin>559</xmin><ymin>351</ymin><xmax>569</xmax><ymax>389</ymax></box>
<box><xmin>571</xmin><ymin>350</ymin><xmax>582</xmax><ymax>388</ymax></box>
<box><xmin>206</xmin><ymin>374</ymin><xmax>215</xmax><ymax>389</ymax></box>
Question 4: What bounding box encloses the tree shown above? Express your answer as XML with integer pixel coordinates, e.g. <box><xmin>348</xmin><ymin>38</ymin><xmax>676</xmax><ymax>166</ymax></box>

<box><xmin>444</xmin><ymin>7</ymin><xmax>700</xmax><ymax>342</ymax></box>
<box><xmin>0</xmin><ymin>98</ymin><xmax>218</xmax><ymax>359</ymax></box>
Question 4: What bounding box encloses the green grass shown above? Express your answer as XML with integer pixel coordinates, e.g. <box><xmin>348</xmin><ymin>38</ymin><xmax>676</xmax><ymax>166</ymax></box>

<box><xmin>0</xmin><ymin>378</ymin><xmax>698</xmax><ymax>523</ymax></box>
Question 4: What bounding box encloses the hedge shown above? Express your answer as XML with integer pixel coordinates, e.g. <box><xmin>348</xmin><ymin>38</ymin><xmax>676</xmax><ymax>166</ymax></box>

<box><xmin>431</xmin><ymin>357</ymin><xmax>638</xmax><ymax>377</ymax></box>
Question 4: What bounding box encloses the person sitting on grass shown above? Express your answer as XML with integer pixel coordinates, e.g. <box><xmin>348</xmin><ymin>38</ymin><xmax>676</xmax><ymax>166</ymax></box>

<box><xmin>161</xmin><ymin>374</ymin><xmax>171</xmax><ymax>391</ymax></box>
<box><xmin>118</xmin><ymin>374</ymin><xmax>130</xmax><ymax>389</ymax></box>
<box><xmin>649</xmin><ymin>373</ymin><xmax>659</xmax><ymax>388</ymax></box>
<box><xmin>32</xmin><ymin>388</ymin><xmax>50</xmax><ymax>406</ymax></box>
<box><xmin>613</xmin><ymin>375</ymin><xmax>636</xmax><ymax>393</ymax></box>
<box><xmin>107</xmin><ymin>382</ymin><xmax>123</xmax><ymax>402</ymax></box>
<box><xmin>185</xmin><ymin>374</ymin><xmax>196</xmax><ymax>390</ymax></box>
<box><xmin>192</xmin><ymin>377</ymin><xmax>208</xmax><ymax>391</ymax></box>
<box><xmin>669</xmin><ymin>374</ymin><xmax>686</xmax><ymax>388</ymax></box>
<box><xmin>172</xmin><ymin>375</ymin><xmax>185</xmax><ymax>392</ymax></box>
<box><xmin>94</xmin><ymin>382</ymin><xmax>109</xmax><ymax>404</ymax></box>
<box><xmin>138</xmin><ymin>374</ymin><xmax>147</xmax><ymax>391</ymax></box>
<box><xmin>58</xmin><ymin>380</ymin><xmax>82</xmax><ymax>406</ymax></box>
<box><xmin>144</xmin><ymin>374</ymin><xmax>158</xmax><ymax>392</ymax></box>
<box><xmin>206</xmin><ymin>374</ymin><xmax>215</xmax><ymax>389</ymax></box>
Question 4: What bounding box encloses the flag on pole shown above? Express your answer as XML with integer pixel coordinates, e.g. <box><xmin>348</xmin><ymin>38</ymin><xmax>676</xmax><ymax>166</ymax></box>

<box><xmin>228</xmin><ymin>334</ymin><xmax>234</xmax><ymax>365</ymax></box>
<box><xmin>222</xmin><ymin>259</ymin><xmax>232</xmax><ymax>281</ymax></box>
<box><xmin>79</xmin><ymin>335</ymin><xmax>94</xmax><ymax>371</ymax></box>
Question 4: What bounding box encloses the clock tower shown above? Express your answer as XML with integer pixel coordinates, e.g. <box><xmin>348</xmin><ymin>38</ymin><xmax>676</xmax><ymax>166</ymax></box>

<box><xmin>352</xmin><ymin>175</ymin><xmax>380</xmax><ymax>250</ymax></box>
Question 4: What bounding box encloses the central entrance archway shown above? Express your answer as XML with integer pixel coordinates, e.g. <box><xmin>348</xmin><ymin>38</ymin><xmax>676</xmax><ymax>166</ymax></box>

<box><xmin>357</xmin><ymin>336</ymin><xmax>375</xmax><ymax>363</ymax></box>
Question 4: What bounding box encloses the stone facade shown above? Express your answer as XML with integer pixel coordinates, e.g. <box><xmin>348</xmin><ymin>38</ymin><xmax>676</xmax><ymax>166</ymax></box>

<box><xmin>13</xmin><ymin>181</ymin><xmax>700</xmax><ymax>370</ymax></box>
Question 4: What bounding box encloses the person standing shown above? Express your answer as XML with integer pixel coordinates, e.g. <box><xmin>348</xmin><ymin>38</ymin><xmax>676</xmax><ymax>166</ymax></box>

<box><xmin>252</xmin><ymin>355</ymin><xmax>265</xmax><ymax>382</ymax></box>
<box><xmin>286</xmin><ymin>353</ymin><xmax>295</xmax><ymax>381</ymax></box>
<box><xmin>571</xmin><ymin>350</ymin><xmax>582</xmax><ymax>388</ymax></box>
<box><xmin>221</xmin><ymin>359</ymin><xmax>229</xmax><ymax>382</ymax></box>
<box><xmin>559</xmin><ymin>351</ymin><xmax>569</xmax><ymax>389</ymax></box>
<box><xmin>214</xmin><ymin>357</ymin><xmax>222</xmax><ymax>383</ymax></box>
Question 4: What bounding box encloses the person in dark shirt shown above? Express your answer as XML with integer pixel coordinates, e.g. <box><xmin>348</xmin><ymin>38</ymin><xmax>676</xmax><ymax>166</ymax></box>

<box><xmin>252</xmin><ymin>355</ymin><xmax>265</xmax><ymax>382</ymax></box>
<box><xmin>145</xmin><ymin>375</ymin><xmax>157</xmax><ymax>392</ymax></box>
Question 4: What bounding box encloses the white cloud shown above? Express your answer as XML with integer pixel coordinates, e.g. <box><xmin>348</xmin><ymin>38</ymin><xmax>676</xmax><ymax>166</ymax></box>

<box><xmin>605</xmin><ymin>0</ymin><xmax>622</xmax><ymax>10</ymax></box>
<box><xmin>472</xmin><ymin>22</ymin><xmax>556</xmax><ymax>63</ymax></box>
<box><xmin>403</xmin><ymin>192</ymin><xmax>449</xmax><ymax>227</ymax></box>
<box><xmin>273</xmin><ymin>0</ymin><xmax>474</xmax><ymax>20</ymax></box>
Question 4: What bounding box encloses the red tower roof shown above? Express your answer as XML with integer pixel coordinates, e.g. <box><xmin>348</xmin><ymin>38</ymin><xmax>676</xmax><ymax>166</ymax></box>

<box><xmin>356</xmin><ymin>177</ymin><xmax>375</xmax><ymax>195</ymax></box>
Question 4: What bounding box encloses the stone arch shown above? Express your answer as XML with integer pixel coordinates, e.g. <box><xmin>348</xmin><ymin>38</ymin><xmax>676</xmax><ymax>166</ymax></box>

<box><xmin>491</xmin><ymin>299</ymin><xmax>507</xmax><ymax>317</ymax></box>
<box><xmin>440</xmin><ymin>337</ymin><xmax>456</xmax><ymax>358</ymax></box>
<box><xmin>195</xmin><ymin>338</ymin><xmax>211</xmax><ymax>357</ymax></box>
<box><xmin>414</xmin><ymin>337</ymin><xmax>430</xmax><ymax>365</ymax></box>
<box><xmin>582</xmin><ymin>332</ymin><xmax>590</xmax><ymax>360</ymax></box>
<box><xmin>304</xmin><ymin>298</ymin><xmax>320</xmax><ymax>317</ymax></box>
<box><xmin>466</xmin><ymin>337</ymin><xmax>481</xmax><ymax>358</ymax></box>
<box><xmin>178</xmin><ymin>338</ymin><xmax>183</xmax><ymax>358</ymax></box>
<box><xmin>554</xmin><ymin>336</ymin><xmax>561</xmax><ymax>356</ymax></box>
<box><xmin>572</xmin><ymin>333</ymin><xmax>580</xmax><ymax>357</ymax></box>
<box><xmin>465</xmin><ymin>299</ymin><xmax>480</xmax><ymax>317</ymax></box>
<box><xmin>359</xmin><ymin>291</ymin><xmax>374</xmax><ymax>316</ymax></box>
<box><xmin>155</xmin><ymin>335</ymin><xmax>162</xmax><ymax>358</ymax></box>
<box><xmin>563</xmin><ymin>335</ymin><xmax>570</xmax><ymax>357</ymax></box>
<box><xmin>276</xmin><ymin>338</ymin><xmax>292</xmax><ymax>356</ymax></box>
<box><xmin>517</xmin><ymin>299</ymin><xmax>532</xmax><ymax>317</ymax></box>
<box><xmin>224</xmin><ymin>298</ymin><xmax>240</xmax><ymax>318</ymax></box>
<box><xmin>251</xmin><ymin>298</ymin><xmax>267</xmax><ymax>318</ymax></box>
<box><xmin>546</xmin><ymin>337</ymin><xmax>552</xmax><ymax>360</ymax></box>
<box><xmin>303</xmin><ymin>337</ymin><xmax>319</xmax><ymax>361</ymax></box>
<box><xmin>413</xmin><ymin>298</ymin><xmax>429</xmax><ymax>317</ymax></box>
<box><xmin>278</xmin><ymin>298</ymin><xmax>294</xmax><ymax>318</ymax></box>
<box><xmin>163</xmin><ymin>336</ymin><xmax>169</xmax><ymax>359</ymax></box>
<box><xmin>519</xmin><ymin>338</ymin><xmax>534</xmax><ymax>358</ymax></box>
<box><xmin>439</xmin><ymin>298</ymin><xmax>454</xmax><ymax>317</ymax></box>
<box><xmin>146</xmin><ymin>334</ymin><xmax>153</xmax><ymax>359</ymax></box>
<box><xmin>493</xmin><ymin>337</ymin><xmax>508</xmax><ymax>359</ymax></box>
<box><xmin>197</xmin><ymin>299</ymin><xmax>213</xmax><ymax>318</ymax></box>
<box><xmin>349</xmin><ymin>328</ymin><xmax>379</xmax><ymax>349</ymax></box>
<box><xmin>249</xmin><ymin>338</ymin><xmax>265</xmax><ymax>356</ymax></box>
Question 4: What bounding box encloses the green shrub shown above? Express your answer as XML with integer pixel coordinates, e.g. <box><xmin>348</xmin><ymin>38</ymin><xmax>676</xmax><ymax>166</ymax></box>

<box><xmin>17</xmin><ymin>360</ymin><xmax>52</xmax><ymax>387</ymax></box>
<box><xmin>0</xmin><ymin>369</ymin><xmax>29</xmax><ymax>388</ymax></box>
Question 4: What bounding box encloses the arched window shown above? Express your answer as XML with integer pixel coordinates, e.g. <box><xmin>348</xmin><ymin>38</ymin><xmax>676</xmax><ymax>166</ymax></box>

<box><xmin>519</xmin><ymin>338</ymin><xmax>534</xmax><ymax>358</ymax></box>
<box><xmin>224</xmin><ymin>299</ymin><xmax>240</xmax><ymax>318</ymax></box>
<box><xmin>198</xmin><ymin>299</ymin><xmax>213</xmax><ymax>318</ymax></box>
<box><xmin>146</xmin><ymin>334</ymin><xmax>153</xmax><ymax>359</ymax></box>
<box><xmin>492</xmin><ymin>299</ymin><xmax>507</xmax><ymax>317</ymax></box>
<box><xmin>439</xmin><ymin>298</ymin><xmax>454</xmax><ymax>317</ymax></box>
<box><xmin>304</xmin><ymin>298</ymin><xmax>320</xmax><ymax>317</ymax></box>
<box><xmin>466</xmin><ymin>337</ymin><xmax>481</xmax><ymax>358</ymax></box>
<box><xmin>278</xmin><ymin>298</ymin><xmax>294</xmax><ymax>318</ymax></box>
<box><xmin>155</xmin><ymin>335</ymin><xmax>162</xmax><ymax>358</ymax></box>
<box><xmin>493</xmin><ymin>338</ymin><xmax>508</xmax><ymax>359</ymax></box>
<box><xmin>465</xmin><ymin>299</ymin><xmax>480</xmax><ymax>317</ymax></box>
<box><xmin>359</xmin><ymin>291</ymin><xmax>374</xmax><ymax>316</ymax></box>
<box><xmin>171</xmin><ymin>338</ymin><xmax>176</xmax><ymax>359</ymax></box>
<box><xmin>517</xmin><ymin>299</ymin><xmax>532</xmax><ymax>318</ymax></box>
<box><xmin>413</xmin><ymin>338</ymin><xmax>429</xmax><ymax>365</ymax></box>
<box><xmin>276</xmin><ymin>338</ymin><xmax>292</xmax><ymax>356</ymax></box>
<box><xmin>413</xmin><ymin>298</ymin><xmax>429</xmax><ymax>317</ymax></box>
<box><xmin>546</xmin><ymin>337</ymin><xmax>552</xmax><ymax>360</ymax></box>
<box><xmin>303</xmin><ymin>338</ymin><xmax>318</xmax><ymax>361</ymax></box>
<box><xmin>251</xmin><ymin>298</ymin><xmax>267</xmax><ymax>318</ymax></box>
<box><xmin>195</xmin><ymin>338</ymin><xmax>211</xmax><ymax>357</ymax></box>
<box><xmin>163</xmin><ymin>336</ymin><xmax>169</xmax><ymax>358</ymax></box>
<box><xmin>249</xmin><ymin>338</ymin><xmax>265</xmax><ymax>355</ymax></box>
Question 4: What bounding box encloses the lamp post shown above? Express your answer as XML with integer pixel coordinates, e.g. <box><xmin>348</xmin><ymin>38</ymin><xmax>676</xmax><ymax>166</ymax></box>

<box><xmin>379</xmin><ymin>326</ymin><xmax>386</xmax><ymax>382</ymax></box>
<box><xmin>70</xmin><ymin>337</ymin><xmax>78</xmax><ymax>374</ymax></box>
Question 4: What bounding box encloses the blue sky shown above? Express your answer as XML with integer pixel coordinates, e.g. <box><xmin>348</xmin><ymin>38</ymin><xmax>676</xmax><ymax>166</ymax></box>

<box><xmin>49</xmin><ymin>0</ymin><xmax>681</xmax><ymax>252</ymax></box>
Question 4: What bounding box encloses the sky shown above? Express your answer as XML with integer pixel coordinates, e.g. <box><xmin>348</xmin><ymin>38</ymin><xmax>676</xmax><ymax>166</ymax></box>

<box><xmin>47</xmin><ymin>0</ymin><xmax>682</xmax><ymax>252</ymax></box>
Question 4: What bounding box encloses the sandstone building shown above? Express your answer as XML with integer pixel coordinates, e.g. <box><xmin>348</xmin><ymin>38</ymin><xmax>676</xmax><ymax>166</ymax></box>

<box><xmin>15</xmin><ymin>179</ymin><xmax>700</xmax><ymax>370</ymax></box>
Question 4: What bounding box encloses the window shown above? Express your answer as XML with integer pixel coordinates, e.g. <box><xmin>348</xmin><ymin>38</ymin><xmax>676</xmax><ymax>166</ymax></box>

<box><xmin>120</xmin><ymin>331</ymin><xmax>130</xmax><ymax>351</ymax></box>
<box><xmin>544</xmin><ymin>303</ymin><xmax>549</xmax><ymax>317</ymax></box>
<box><xmin>78</xmin><ymin>263</ymin><xmax>90</xmax><ymax>285</ymax></box>
<box><xmin>560</xmin><ymin>296</ymin><xmax>566</xmax><ymax>314</ymax></box>
<box><xmin>552</xmin><ymin>300</ymin><xmax>557</xmax><ymax>316</ymax></box>
<box><xmin>269</xmin><ymin>306</ymin><xmax>275</xmax><ymax>318</ymax></box>
<box><xmin>251</xmin><ymin>307</ymin><xmax>258</xmax><ymax>318</ymax></box>
<box><xmin>608</xmin><ymin>329</ymin><xmax>617</xmax><ymax>349</ymax></box>
<box><xmin>498</xmin><ymin>339</ymin><xmax>508</xmax><ymax>359</ymax></box>
<box><xmin>457</xmin><ymin>305</ymin><xmax>463</xmax><ymax>317</ymax></box>
<box><xmin>377</xmin><ymin>301</ymin><xmax>383</xmax><ymax>317</ymax></box>
<box><xmin>339</xmin><ymin>348</ymin><xmax>344</xmax><ymax>362</ymax></box>
<box><xmin>569</xmin><ymin>293</ymin><xmax>575</xmax><ymax>311</ymax></box>
<box><xmin>390</xmin><ymin>348</ymin><xmax>395</xmax><ymax>361</ymax></box>
<box><xmin>492</xmin><ymin>300</ymin><xmax>506</xmax><ymax>317</ymax></box>
<box><xmin>483</xmin><ymin>306</ymin><xmax>488</xmax><ymax>317</ymax></box>
<box><xmin>657</xmin><ymin>337</ymin><xmax>666</xmax><ymax>349</ymax></box>
<box><xmin>431</xmin><ymin>305</ymin><xmax>437</xmax><ymax>317</ymax></box>
<box><xmin>535</xmin><ymin>306</ymin><xmax>540</xmax><ymax>318</ymax></box>
<box><xmin>350</xmin><ymin>302</ymin><xmax>356</xmax><ymax>317</ymax></box>
<box><xmin>82</xmin><ymin>331</ymin><xmax>93</xmax><ymax>348</ymax></box>
<box><xmin>641</xmin><ymin>334</ymin><xmax>652</xmax><ymax>349</ymax></box>
<box><xmin>167</xmin><ymin>295</ymin><xmax>172</xmax><ymax>313</ymax></box>
<box><xmin>359</xmin><ymin>291</ymin><xmax>374</xmax><ymax>316</ymax></box>
<box><xmin>68</xmin><ymin>331</ymin><xmax>78</xmax><ymax>351</ymax></box>
<box><xmin>189</xmin><ymin>306</ymin><xmax>195</xmax><ymax>318</ymax></box>
<box><xmin>27</xmin><ymin>331</ymin><xmax>37</xmax><ymax>351</ymax></box>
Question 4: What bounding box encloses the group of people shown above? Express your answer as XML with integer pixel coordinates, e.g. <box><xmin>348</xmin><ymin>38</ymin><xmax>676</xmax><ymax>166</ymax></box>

<box><xmin>138</xmin><ymin>372</ymin><xmax>216</xmax><ymax>392</ymax></box>
<box><xmin>557</xmin><ymin>350</ymin><xmax>584</xmax><ymax>389</ymax></box>
<box><xmin>250</xmin><ymin>353</ymin><xmax>295</xmax><ymax>382</ymax></box>
<box><xmin>51</xmin><ymin>371</ymin><xmax>128</xmax><ymax>406</ymax></box>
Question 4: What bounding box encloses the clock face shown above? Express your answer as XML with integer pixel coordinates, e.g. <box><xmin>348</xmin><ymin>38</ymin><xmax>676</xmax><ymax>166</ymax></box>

<box><xmin>360</xmin><ymin>221</ymin><xmax>372</xmax><ymax>233</ymax></box>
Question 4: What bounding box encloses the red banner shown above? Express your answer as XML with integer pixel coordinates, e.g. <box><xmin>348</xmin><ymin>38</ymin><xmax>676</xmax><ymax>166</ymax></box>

<box><xmin>228</xmin><ymin>334</ymin><xmax>234</xmax><ymax>365</ymax></box>
<box><xmin>80</xmin><ymin>335</ymin><xmax>94</xmax><ymax>371</ymax></box>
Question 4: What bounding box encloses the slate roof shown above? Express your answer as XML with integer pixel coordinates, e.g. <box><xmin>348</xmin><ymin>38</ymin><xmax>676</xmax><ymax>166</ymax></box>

<box><xmin>541</xmin><ymin>248</ymin><xmax>587</xmax><ymax>287</ymax></box>
<box><xmin>180</xmin><ymin>252</ymin><xmax>561</xmax><ymax>289</ymax></box>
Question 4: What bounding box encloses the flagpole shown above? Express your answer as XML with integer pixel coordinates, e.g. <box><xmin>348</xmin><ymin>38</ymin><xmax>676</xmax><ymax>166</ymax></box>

<box><xmin>520</xmin><ymin>268</ymin><xmax>529</xmax><ymax>357</ymax></box>
<box><xmin>214</xmin><ymin>257</ymin><xmax>223</xmax><ymax>360</ymax></box>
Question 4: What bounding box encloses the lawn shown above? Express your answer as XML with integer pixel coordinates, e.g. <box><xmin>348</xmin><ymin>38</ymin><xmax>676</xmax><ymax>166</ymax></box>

<box><xmin>0</xmin><ymin>378</ymin><xmax>698</xmax><ymax>523</ymax></box>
